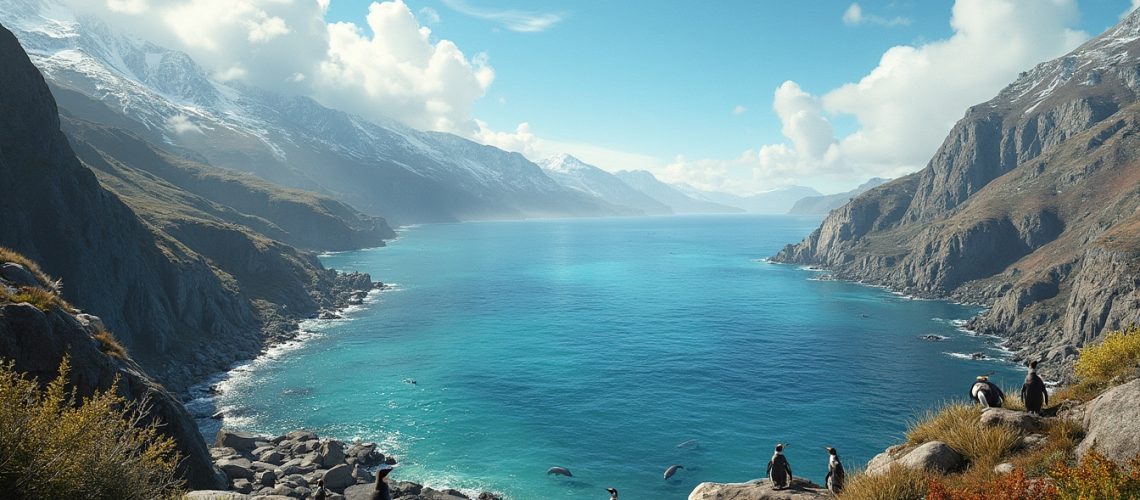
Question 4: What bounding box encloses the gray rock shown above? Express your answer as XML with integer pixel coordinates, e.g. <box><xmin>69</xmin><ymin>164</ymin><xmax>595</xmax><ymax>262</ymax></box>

<box><xmin>260</xmin><ymin>450</ymin><xmax>285</xmax><ymax>465</ymax></box>
<box><xmin>1018</xmin><ymin>433</ymin><xmax>1049</xmax><ymax>450</ymax></box>
<box><xmin>980</xmin><ymin>407</ymin><xmax>1044</xmax><ymax>433</ymax></box>
<box><xmin>291</xmin><ymin>442</ymin><xmax>311</xmax><ymax>455</ymax></box>
<box><xmin>74</xmin><ymin>313</ymin><xmax>107</xmax><ymax>332</ymax></box>
<box><xmin>688</xmin><ymin>478</ymin><xmax>829</xmax><ymax>499</ymax></box>
<box><xmin>994</xmin><ymin>462</ymin><xmax>1015</xmax><ymax>474</ymax></box>
<box><xmin>318</xmin><ymin>440</ymin><xmax>347</xmax><ymax>467</ymax></box>
<box><xmin>232</xmin><ymin>479</ymin><xmax>254</xmax><ymax>494</ymax></box>
<box><xmin>299</xmin><ymin>452</ymin><xmax>320</xmax><ymax>468</ymax></box>
<box><xmin>351</xmin><ymin>463</ymin><xmax>373</xmax><ymax>483</ymax></box>
<box><xmin>322</xmin><ymin>463</ymin><xmax>355</xmax><ymax>490</ymax></box>
<box><xmin>184</xmin><ymin>491</ymin><xmax>250</xmax><ymax>500</ymax></box>
<box><xmin>287</xmin><ymin>430</ymin><xmax>319</xmax><ymax>442</ymax></box>
<box><xmin>342</xmin><ymin>484</ymin><xmax>375</xmax><ymax>500</ymax></box>
<box><xmin>211</xmin><ymin>447</ymin><xmax>240</xmax><ymax>460</ymax></box>
<box><xmin>253</xmin><ymin>445</ymin><xmax>276</xmax><ymax>457</ymax></box>
<box><xmin>249</xmin><ymin>461</ymin><xmax>276</xmax><ymax>472</ymax></box>
<box><xmin>257</xmin><ymin>470</ymin><xmax>277</xmax><ymax>487</ymax></box>
<box><xmin>293</xmin><ymin>486</ymin><xmax>312</xmax><ymax>498</ymax></box>
<box><xmin>0</xmin><ymin>263</ymin><xmax>38</xmax><ymax>287</ymax></box>
<box><xmin>218</xmin><ymin>458</ymin><xmax>255</xmax><ymax>480</ymax></box>
<box><xmin>1078</xmin><ymin>378</ymin><xmax>1140</xmax><ymax>464</ymax></box>
<box><xmin>271</xmin><ymin>435</ymin><xmax>289</xmax><ymax>445</ymax></box>
<box><xmin>895</xmin><ymin>441</ymin><xmax>965</xmax><ymax>474</ymax></box>
<box><xmin>863</xmin><ymin>444</ymin><xmax>909</xmax><ymax>476</ymax></box>
<box><xmin>217</xmin><ymin>430</ymin><xmax>263</xmax><ymax>451</ymax></box>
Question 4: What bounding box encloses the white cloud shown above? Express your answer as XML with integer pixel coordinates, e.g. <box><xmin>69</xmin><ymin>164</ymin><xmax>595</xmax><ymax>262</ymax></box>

<box><xmin>419</xmin><ymin>6</ymin><xmax>440</xmax><ymax>24</ymax></box>
<box><xmin>68</xmin><ymin>0</ymin><xmax>494</xmax><ymax>134</ymax></box>
<box><xmin>732</xmin><ymin>105</ymin><xmax>747</xmax><ymax>115</ymax></box>
<box><xmin>106</xmin><ymin>0</ymin><xmax>147</xmax><ymax>14</ymax></box>
<box><xmin>441</xmin><ymin>0</ymin><xmax>563</xmax><ymax>33</ymax></box>
<box><xmin>661</xmin><ymin>0</ymin><xmax>1088</xmax><ymax>194</ymax></box>
<box><xmin>843</xmin><ymin>2</ymin><xmax>911</xmax><ymax>27</ymax></box>
<box><xmin>166</xmin><ymin>114</ymin><xmax>203</xmax><ymax>134</ymax></box>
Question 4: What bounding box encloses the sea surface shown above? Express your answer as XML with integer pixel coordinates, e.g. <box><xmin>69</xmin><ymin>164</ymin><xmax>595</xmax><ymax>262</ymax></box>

<box><xmin>202</xmin><ymin>215</ymin><xmax>1023</xmax><ymax>499</ymax></box>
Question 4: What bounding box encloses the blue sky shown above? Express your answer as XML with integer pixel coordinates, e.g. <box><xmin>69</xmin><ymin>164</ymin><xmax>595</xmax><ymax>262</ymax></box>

<box><xmin>72</xmin><ymin>0</ymin><xmax>1138</xmax><ymax>194</ymax></box>
<box><xmin>321</xmin><ymin>0</ymin><xmax>1129</xmax><ymax>193</ymax></box>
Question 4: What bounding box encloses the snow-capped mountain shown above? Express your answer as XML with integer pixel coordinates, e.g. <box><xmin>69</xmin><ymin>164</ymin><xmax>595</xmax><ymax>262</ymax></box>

<box><xmin>537</xmin><ymin>154</ymin><xmax>672</xmax><ymax>215</ymax></box>
<box><xmin>0</xmin><ymin>0</ymin><xmax>616</xmax><ymax>224</ymax></box>
<box><xmin>613</xmin><ymin>170</ymin><xmax>742</xmax><ymax>214</ymax></box>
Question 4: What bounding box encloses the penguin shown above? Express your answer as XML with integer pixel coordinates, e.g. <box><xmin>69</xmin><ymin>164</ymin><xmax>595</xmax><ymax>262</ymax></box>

<box><xmin>664</xmin><ymin>464</ymin><xmax>684</xmax><ymax>480</ymax></box>
<box><xmin>547</xmin><ymin>466</ymin><xmax>573</xmax><ymax>477</ymax></box>
<box><xmin>1020</xmin><ymin>360</ymin><xmax>1049</xmax><ymax>415</ymax></box>
<box><xmin>313</xmin><ymin>479</ymin><xmax>327</xmax><ymax>500</ymax></box>
<box><xmin>765</xmin><ymin>443</ymin><xmax>793</xmax><ymax>490</ymax></box>
<box><xmin>824</xmin><ymin>447</ymin><xmax>845</xmax><ymax>494</ymax></box>
<box><xmin>370</xmin><ymin>466</ymin><xmax>394</xmax><ymax>500</ymax></box>
<box><xmin>606</xmin><ymin>487</ymin><xmax>619</xmax><ymax>499</ymax></box>
<box><xmin>969</xmin><ymin>375</ymin><xmax>1004</xmax><ymax>408</ymax></box>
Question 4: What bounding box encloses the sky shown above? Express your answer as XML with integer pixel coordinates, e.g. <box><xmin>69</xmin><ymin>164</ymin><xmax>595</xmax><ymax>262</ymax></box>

<box><xmin>73</xmin><ymin>0</ymin><xmax>1137</xmax><ymax>195</ymax></box>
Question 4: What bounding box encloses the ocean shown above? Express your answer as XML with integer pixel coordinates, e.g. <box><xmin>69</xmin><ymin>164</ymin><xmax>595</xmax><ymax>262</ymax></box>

<box><xmin>200</xmin><ymin>215</ymin><xmax>1023</xmax><ymax>499</ymax></box>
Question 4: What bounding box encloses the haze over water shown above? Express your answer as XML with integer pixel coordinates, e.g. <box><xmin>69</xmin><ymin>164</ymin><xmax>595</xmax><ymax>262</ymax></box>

<box><xmin>210</xmin><ymin>215</ymin><xmax>1022</xmax><ymax>499</ymax></box>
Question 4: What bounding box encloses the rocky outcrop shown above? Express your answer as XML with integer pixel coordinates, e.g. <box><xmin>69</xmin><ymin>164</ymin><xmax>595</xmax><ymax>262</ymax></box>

<box><xmin>772</xmin><ymin>10</ymin><xmax>1140</xmax><ymax>380</ymax></box>
<box><xmin>1076</xmin><ymin>378</ymin><xmax>1140</xmax><ymax>464</ymax></box>
<box><xmin>0</xmin><ymin>262</ymin><xmax>225</xmax><ymax>490</ymax></box>
<box><xmin>197</xmin><ymin>430</ymin><xmax>501</xmax><ymax>500</ymax></box>
<box><xmin>688</xmin><ymin>478</ymin><xmax>828</xmax><ymax>499</ymax></box>
<box><xmin>864</xmin><ymin>441</ymin><xmax>965</xmax><ymax>476</ymax></box>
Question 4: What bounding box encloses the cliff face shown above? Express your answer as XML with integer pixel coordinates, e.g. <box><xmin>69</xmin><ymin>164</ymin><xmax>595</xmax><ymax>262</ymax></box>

<box><xmin>773</xmin><ymin>12</ymin><xmax>1140</xmax><ymax>379</ymax></box>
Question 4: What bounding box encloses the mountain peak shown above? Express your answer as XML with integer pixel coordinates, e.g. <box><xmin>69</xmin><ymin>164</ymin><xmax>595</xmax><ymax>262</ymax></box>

<box><xmin>538</xmin><ymin>153</ymin><xmax>592</xmax><ymax>173</ymax></box>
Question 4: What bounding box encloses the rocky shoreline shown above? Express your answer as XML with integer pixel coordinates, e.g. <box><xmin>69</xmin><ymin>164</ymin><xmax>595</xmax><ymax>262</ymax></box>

<box><xmin>190</xmin><ymin>429</ymin><xmax>502</xmax><ymax>500</ymax></box>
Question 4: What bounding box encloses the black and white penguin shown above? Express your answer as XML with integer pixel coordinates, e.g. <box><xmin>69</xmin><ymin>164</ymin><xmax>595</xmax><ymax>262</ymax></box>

<box><xmin>313</xmin><ymin>479</ymin><xmax>327</xmax><ymax>500</ymax></box>
<box><xmin>1020</xmin><ymin>360</ymin><xmax>1049</xmax><ymax>415</ymax></box>
<box><xmin>969</xmin><ymin>375</ymin><xmax>1004</xmax><ymax>407</ymax></box>
<box><xmin>606</xmin><ymin>487</ymin><xmax>619</xmax><ymax>499</ymax></box>
<box><xmin>824</xmin><ymin>447</ymin><xmax>845</xmax><ymax>494</ymax></box>
<box><xmin>371</xmin><ymin>466</ymin><xmax>394</xmax><ymax>500</ymax></box>
<box><xmin>766</xmin><ymin>443</ymin><xmax>793</xmax><ymax>490</ymax></box>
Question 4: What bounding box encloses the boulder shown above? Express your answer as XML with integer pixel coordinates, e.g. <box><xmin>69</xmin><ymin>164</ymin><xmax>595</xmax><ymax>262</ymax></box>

<box><xmin>351</xmin><ymin>463</ymin><xmax>373</xmax><ymax>483</ymax></box>
<box><xmin>74</xmin><ymin>313</ymin><xmax>107</xmax><ymax>332</ymax></box>
<box><xmin>257</xmin><ymin>470</ymin><xmax>277</xmax><ymax>487</ymax></box>
<box><xmin>980</xmin><ymin>408</ymin><xmax>1044</xmax><ymax>433</ymax></box>
<box><xmin>232</xmin><ymin>479</ymin><xmax>253</xmax><ymax>494</ymax></box>
<box><xmin>1018</xmin><ymin>434</ymin><xmax>1048</xmax><ymax>451</ymax></box>
<box><xmin>688</xmin><ymin>478</ymin><xmax>828</xmax><ymax>499</ymax></box>
<box><xmin>322</xmin><ymin>463</ymin><xmax>355</xmax><ymax>490</ymax></box>
<box><xmin>217</xmin><ymin>458</ymin><xmax>255</xmax><ymax>480</ymax></box>
<box><xmin>249</xmin><ymin>461</ymin><xmax>276</xmax><ymax>472</ymax></box>
<box><xmin>184</xmin><ymin>491</ymin><xmax>249</xmax><ymax>500</ymax></box>
<box><xmin>994</xmin><ymin>462</ymin><xmax>1015</xmax><ymax>474</ymax></box>
<box><xmin>210</xmin><ymin>447</ymin><xmax>240</xmax><ymax>460</ymax></box>
<box><xmin>318</xmin><ymin>440</ymin><xmax>347</xmax><ymax>467</ymax></box>
<box><xmin>252</xmin><ymin>445</ymin><xmax>275</xmax><ymax>457</ymax></box>
<box><xmin>343</xmin><ymin>484</ymin><xmax>375</xmax><ymax>500</ymax></box>
<box><xmin>216</xmin><ymin>430</ymin><xmax>262</xmax><ymax>451</ymax></box>
<box><xmin>286</xmin><ymin>430</ymin><xmax>319</xmax><ymax>442</ymax></box>
<box><xmin>895</xmin><ymin>441</ymin><xmax>965</xmax><ymax>474</ymax></box>
<box><xmin>264</xmin><ymin>485</ymin><xmax>296</xmax><ymax>497</ymax></box>
<box><xmin>1077</xmin><ymin>378</ymin><xmax>1140</xmax><ymax>464</ymax></box>
<box><xmin>259</xmin><ymin>450</ymin><xmax>285</xmax><ymax>465</ymax></box>
<box><xmin>864</xmin><ymin>444</ymin><xmax>910</xmax><ymax>476</ymax></box>
<box><xmin>0</xmin><ymin>263</ymin><xmax>38</xmax><ymax>287</ymax></box>
<box><xmin>290</xmin><ymin>442</ymin><xmax>311</xmax><ymax>455</ymax></box>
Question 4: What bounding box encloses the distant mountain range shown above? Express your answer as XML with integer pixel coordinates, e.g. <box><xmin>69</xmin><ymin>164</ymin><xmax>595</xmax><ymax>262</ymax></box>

<box><xmin>537</xmin><ymin>154</ymin><xmax>672</xmax><ymax>216</ymax></box>
<box><xmin>788</xmin><ymin>177</ymin><xmax>889</xmax><ymax>215</ymax></box>
<box><xmin>680</xmin><ymin>185</ymin><xmax>823</xmax><ymax>214</ymax></box>
<box><xmin>614</xmin><ymin>170</ymin><xmax>744</xmax><ymax>214</ymax></box>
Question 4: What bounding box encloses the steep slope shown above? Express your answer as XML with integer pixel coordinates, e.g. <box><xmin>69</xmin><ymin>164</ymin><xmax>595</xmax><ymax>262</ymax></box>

<box><xmin>788</xmin><ymin>177</ymin><xmax>889</xmax><ymax>215</ymax></box>
<box><xmin>692</xmin><ymin>186</ymin><xmax>822</xmax><ymax>214</ymax></box>
<box><xmin>773</xmin><ymin>11</ymin><xmax>1140</xmax><ymax>379</ymax></box>
<box><xmin>1</xmin><ymin>0</ymin><xmax>619</xmax><ymax>224</ymax></box>
<box><xmin>614</xmin><ymin>170</ymin><xmax>744</xmax><ymax>214</ymax></box>
<box><xmin>0</xmin><ymin>251</ymin><xmax>225</xmax><ymax>489</ymax></box>
<box><xmin>539</xmin><ymin>154</ymin><xmax>673</xmax><ymax>216</ymax></box>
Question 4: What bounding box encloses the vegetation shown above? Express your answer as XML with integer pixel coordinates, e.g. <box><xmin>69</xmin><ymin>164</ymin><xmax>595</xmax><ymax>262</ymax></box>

<box><xmin>927</xmin><ymin>468</ymin><xmax>1057</xmax><ymax>499</ymax></box>
<box><xmin>1049</xmin><ymin>451</ymin><xmax>1140</xmax><ymax>499</ymax></box>
<box><xmin>0</xmin><ymin>247</ymin><xmax>54</xmax><ymax>289</ymax></box>
<box><xmin>0</xmin><ymin>358</ymin><xmax>183</xmax><ymax>499</ymax></box>
<box><xmin>1075</xmin><ymin>326</ymin><xmax>1140</xmax><ymax>386</ymax></box>
<box><xmin>93</xmin><ymin>330</ymin><xmax>129</xmax><ymax>360</ymax></box>
<box><xmin>840</xmin><ymin>464</ymin><xmax>928</xmax><ymax>500</ymax></box>
<box><xmin>0</xmin><ymin>286</ymin><xmax>72</xmax><ymax>313</ymax></box>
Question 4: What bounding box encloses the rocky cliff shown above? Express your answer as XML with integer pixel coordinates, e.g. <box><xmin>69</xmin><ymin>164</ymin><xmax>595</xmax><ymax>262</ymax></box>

<box><xmin>0</xmin><ymin>23</ymin><xmax>378</xmax><ymax>392</ymax></box>
<box><xmin>773</xmin><ymin>11</ymin><xmax>1140</xmax><ymax>379</ymax></box>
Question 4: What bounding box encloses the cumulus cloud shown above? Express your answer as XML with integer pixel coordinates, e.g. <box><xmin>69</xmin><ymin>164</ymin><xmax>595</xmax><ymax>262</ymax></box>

<box><xmin>441</xmin><ymin>0</ymin><xmax>563</xmax><ymax>32</ymax></box>
<box><xmin>662</xmin><ymin>0</ymin><xmax>1088</xmax><ymax>194</ymax></box>
<box><xmin>67</xmin><ymin>0</ymin><xmax>494</xmax><ymax>134</ymax></box>
<box><xmin>419</xmin><ymin>6</ymin><xmax>441</xmax><ymax>24</ymax></box>
<box><xmin>842</xmin><ymin>3</ymin><xmax>911</xmax><ymax>27</ymax></box>
<box><xmin>732</xmin><ymin>105</ymin><xmax>747</xmax><ymax>115</ymax></box>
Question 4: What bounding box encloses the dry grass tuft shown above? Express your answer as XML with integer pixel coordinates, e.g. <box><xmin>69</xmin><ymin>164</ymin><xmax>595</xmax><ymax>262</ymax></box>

<box><xmin>93</xmin><ymin>329</ymin><xmax>129</xmax><ymax>360</ymax></box>
<box><xmin>906</xmin><ymin>402</ymin><xmax>1019</xmax><ymax>468</ymax></box>
<box><xmin>0</xmin><ymin>286</ymin><xmax>72</xmax><ymax>312</ymax></box>
<box><xmin>0</xmin><ymin>246</ymin><xmax>54</xmax><ymax>289</ymax></box>
<box><xmin>839</xmin><ymin>465</ymin><xmax>928</xmax><ymax>500</ymax></box>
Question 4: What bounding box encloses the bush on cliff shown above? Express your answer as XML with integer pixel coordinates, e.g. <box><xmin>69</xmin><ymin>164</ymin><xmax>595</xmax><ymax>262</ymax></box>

<box><xmin>0</xmin><ymin>357</ymin><xmax>182</xmax><ymax>499</ymax></box>
<box><xmin>1075</xmin><ymin>326</ymin><xmax>1140</xmax><ymax>386</ymax></box>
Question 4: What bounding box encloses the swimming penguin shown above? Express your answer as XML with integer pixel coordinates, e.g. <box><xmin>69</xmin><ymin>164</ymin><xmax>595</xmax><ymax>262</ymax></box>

<box><xmin>547</xmin><ymin>466</ymin><xmax>573</xmax><ymax>477</ymax></box>
<box><xmin>824</xmin><ymin>447</ymin><xmax>845</xmax><ymax>494</ymax></box>
<box><xmin>606</xmin><ymin>487</ymin><xmax>619</xmax><ymax>499</ymax></box>
<box><xmin>766</xmin><ymin>443</ymin><xmax>793</xmax><ymax>490</ymax></box>
<box><xmin>664</xmin><ymin>464</ymin><xmax>684</xmax><ymax>480</ymax></box>
<box><xmin>370</xmin><ymin>466</ymin><xmax>394</xmax><ymax>500</ymax></box>
<box><xmin>969</xmin><ymin>375</ymin><xmax>1004</xmax><ymax>408</ymax></box>
<box><xmin>1020</xmin><ymin>360</ymin><xmax>1049</xmax><ymax>415</ymax></box>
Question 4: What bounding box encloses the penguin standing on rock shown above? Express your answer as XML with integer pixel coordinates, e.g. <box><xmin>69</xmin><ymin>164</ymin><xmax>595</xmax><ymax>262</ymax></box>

<box><xmin>766</xmin><ymin>443</ymin><xmax>793</xmax><ymax>490</ymax></box>
<box><xmin>370</xmin><ymin>466</ymin><xmax>395</xmax><ymax>500</ymax></box>
<box><xmin>970</xmin><ymin>375</ymin><xmax>1004</xmax><ymax>408</ymax></box>
<box><xmin>1021</xmin><ymin>360</ymin><xmax>1049</xmax><ymax>415</ymax></box>
<box><xmin>824</xmin><ymin>447</ymin><xmax>845</xmax><ymax>494</ymax></box>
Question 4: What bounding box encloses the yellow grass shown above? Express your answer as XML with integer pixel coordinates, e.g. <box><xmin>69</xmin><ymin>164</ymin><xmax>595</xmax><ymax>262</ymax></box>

<box><xmin>839</xmin><ymin>465</ymin><xmax>928</xmax><ymax>500</ymax></box>
<box><xmin>93</xmin><ymin>330</ymin><xmax>129</xmax><ymax>359</ymax></box>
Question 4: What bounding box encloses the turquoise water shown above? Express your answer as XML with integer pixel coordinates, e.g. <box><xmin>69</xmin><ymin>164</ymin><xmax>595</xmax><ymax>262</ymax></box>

<box><xmin>208</xmin><ymin>215</ymin><xmax>1022</xmax><ymax>499</ymax></box>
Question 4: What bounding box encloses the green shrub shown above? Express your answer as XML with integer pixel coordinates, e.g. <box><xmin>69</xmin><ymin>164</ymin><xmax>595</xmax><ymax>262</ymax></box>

<box><xmin>0</xmin><ymin>357</ymin><xmax>183</xmax><ymax>499</ymax></box>
<box><xmin>1075</xmin><ymin>327</ymin><xmax>1140</xmax><ymax>386</ymax></box>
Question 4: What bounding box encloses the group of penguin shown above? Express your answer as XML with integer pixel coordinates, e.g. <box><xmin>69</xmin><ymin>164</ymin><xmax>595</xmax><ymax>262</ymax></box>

<box><xmin>567</xmin><ymin>361</ymin><xmax>1052</xmax><ymax>498</ymax></box>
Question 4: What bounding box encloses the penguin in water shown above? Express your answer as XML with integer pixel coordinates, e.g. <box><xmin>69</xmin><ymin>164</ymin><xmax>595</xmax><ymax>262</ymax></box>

<box><xmin>664</xmin><ymin>464</ymin><xmax>684</xmax><ymax>480</ymax></box>
<box><xmin>606</xmin><ymin>487</ymin><xmax>619</xmax><ymax>499</ymax></box>
<box><xmin>824</xmin><ymin>447</ymin><xmax>845</xmax><ymax>494</ymax></box>
<box><xmin>370</xmin><ymin>465</ymin><xmax>395</xmax><ymax>500</ymax></box>
<box><xmin>766</xmin><ymin>443</ymin><xmax>793</xmax><ymax>490</ymax></box>
<box><xmin>1020</xmin><ymin>360</ymin><xmax>1049</xmax><ymax>415</ymax></box>
<box><xmin>969</xmin><ymin>374</ymin><xmax>1004</xmax><ymax>408</ymax></box>
<box><xmin>547</xmin><ymin>466</ymin><xmax>573</xmax><ymax>477</ymax></box>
